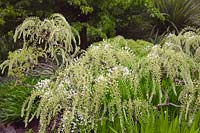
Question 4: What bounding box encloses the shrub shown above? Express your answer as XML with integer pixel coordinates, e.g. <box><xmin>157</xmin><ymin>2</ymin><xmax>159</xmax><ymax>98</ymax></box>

<box><xmin>137</xmin><ymin>29</ymin><xmax>200</xmax><ymax>124</ymax></box>
<box><xmin>154</xmin><ymin>0</ymin><xmax>200</xmax><ymax>33</ymax></box>
<box><xmin>22</xmin><ymin>41</ymin><xmax>153</xmax><ymax>132</ymax></box>
<box><xmin>22</xmin><ymin>29</ymin><xmax>200</xmax><ymax>132</ymax></box>
<box><xmin>0</xmin><ymin>13</ymin><xmax>80</xmax><ymax>78</ymax></box>
<box><xmin>159</xmin><ymin>29</ymin><xmax>200</xmax><ymax>121</ymax></box>
<box><xmin>93</xmin><ymin>36</ymin><xmax>154</xmax><ymax>57</ymax></box>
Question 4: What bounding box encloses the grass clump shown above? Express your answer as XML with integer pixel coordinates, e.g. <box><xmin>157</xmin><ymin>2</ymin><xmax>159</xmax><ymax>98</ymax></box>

<box><xmin>0</xmin><ymin>77</ymin><xmax>39</xmax><ymax>123</ymax></box>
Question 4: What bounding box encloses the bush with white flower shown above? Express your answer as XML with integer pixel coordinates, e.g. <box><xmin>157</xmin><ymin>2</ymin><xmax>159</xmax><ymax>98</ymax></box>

<box><xmin>22</xmin><ymin>41</ymin><xmax>153</xmax><ymax>132</ymax></box>
<box><xmin>21</xmin><ymin>29</ymin><xmax>200</xmax><ymax>132</ymax></box>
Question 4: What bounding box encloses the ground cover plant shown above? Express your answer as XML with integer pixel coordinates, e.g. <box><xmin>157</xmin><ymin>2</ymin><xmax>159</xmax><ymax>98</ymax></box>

<box><xmin>0</xmin><ymin>76</ymin><xmax>39</xmax><ymax>123</ymax></box>
<box><xmin>0</xmin><ymin>13</ymin><xmax>200</xmax><ymax>133</ymax></box>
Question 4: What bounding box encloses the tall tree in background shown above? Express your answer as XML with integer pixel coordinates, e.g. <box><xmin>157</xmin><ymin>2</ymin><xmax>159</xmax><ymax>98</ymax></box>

<box><xmin>0</xmin><ymin>0</ymin><xmax>161</xmax><ymax>61</ymax></box>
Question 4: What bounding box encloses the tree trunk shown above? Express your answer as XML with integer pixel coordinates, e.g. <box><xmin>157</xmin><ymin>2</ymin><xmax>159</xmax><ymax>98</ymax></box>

<box><xmin>80</xmin><ymin>26</ymin><xmax>88</xmax><ymax>50</ymax></box>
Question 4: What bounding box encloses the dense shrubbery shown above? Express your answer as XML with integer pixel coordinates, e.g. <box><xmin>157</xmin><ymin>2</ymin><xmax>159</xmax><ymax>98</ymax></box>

<box><xmin>0</xmin><ymin>14</ymin><xmax>200</xmax><ymax>133</ymax></box>
<box><xmin>22</xmin><ymin>40</ymin><xmax>153</xmax><ymax>132</ymax></box>
<box><xmin>22</xmin><ymin>34</ymin><xmax>200</xmax><ymax>132</ymax></box>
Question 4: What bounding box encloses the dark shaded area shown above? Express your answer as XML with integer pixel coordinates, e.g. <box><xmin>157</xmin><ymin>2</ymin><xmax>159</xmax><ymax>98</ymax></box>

<box><xmin>0</xmin><ymin>0</ymin><xmax>158</xmax><ymax>63</ymax></box>
<box><xmin>0</xmin><ymin>119</ymin><xmax>39</xmax><ymax>133</ymax></box>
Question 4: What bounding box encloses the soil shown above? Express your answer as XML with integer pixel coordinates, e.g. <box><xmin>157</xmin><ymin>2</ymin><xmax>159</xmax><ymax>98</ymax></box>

<box><xmin>0</xmin><ymin>119</ymin><xmax>39</xmax><ymax>133</ymax></box>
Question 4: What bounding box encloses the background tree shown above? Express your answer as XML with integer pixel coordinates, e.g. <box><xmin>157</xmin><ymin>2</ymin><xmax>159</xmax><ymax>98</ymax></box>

<box><xmin>0</xmin><ymin>0</ymin><xmax>162</xmax><ymax>62</ymax></box>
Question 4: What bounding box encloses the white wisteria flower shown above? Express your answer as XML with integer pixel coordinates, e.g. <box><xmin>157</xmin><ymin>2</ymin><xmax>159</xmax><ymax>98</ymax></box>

<box><xmin>121</xmin><ymin>66</ymin><xmax>130</xmax><ymax>76</ymax></box>
<box><xmin>147</xmin><ymin>46</ymin><xmax>160</xmax><ymax>59</ymax></box>
<box><xmin>34</xmin><ymin>79</ymin><xmax>51</xmax><ymax>89</ymax></box>
<box><xmin>96</xmin><ymin>75</ymin><xmax>106</xmax><ymax>83</ymax></box>
<box><xmin>165</xmin><ymin>42</ymin><xmax>173</xmax><ymax>47</ymax></box>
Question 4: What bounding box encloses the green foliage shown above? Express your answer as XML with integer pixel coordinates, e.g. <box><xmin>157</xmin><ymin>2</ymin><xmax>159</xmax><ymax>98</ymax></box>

<box><xmin>0</xmin><ymin>13</ymin><xmax>80</xmax><ymax>77</ymax></box>
<box><xmin>67</xmin><ymin>0</ymin><xmax>160</xmax><ymax>17</ymax></box>
<box><xmin>138</xmin><ymin>110</ymin><xmax>200</xmax><ymax>133</ymax></box>
<box><xmin>95</xmin><ymin>110</ymin><xmax>200</xmax><ymax>133</ymax></box>
<box><xmin>159</xmin><ymin>29</ymin><xmax>200</xmax><ymax>121</ymax></box>
<box><xmin>0</xmin><ymin>0</ymin><xmax>164</xmax><ymax>55</ymax></box>
<box><xmin>21</xmin><ymin>30</ymin><xmax>200</xmax><ymax>132</ymax></box>
<box><xmin>0</xmin><ymin>77</ymin><xmax>38</xmax><ymax>123</ymax></box>
<box><xmin>0</xmin><ymin>33</ymin><xmax>16</xmax><ymax>63</ymax></box>
<box><xmin>104</xmin><ymin>36</ymin><xmax>153</xmax><ymax>57</ymax></box>
<box><xmin>67</xmin><ymin>0</ymin><xmax>93</xmax><ymax>15</ymax></box>
<box><xmin>22</xmin><ymin>41</ymin><xmax>153</xmax><ymax>132</ymax></box>
<box><xmin>70</xmin><ymin>0</ymin><xmax>164</xmax><ymax>42</ymax></box>
<box><xmin>0</xmin><ymin>2</ymin><xmax>19</xmax><ymax>26</ymax></box>
<box><xmin>154</xmin><ymin>0</ymin><xmax>200</xmax><ymax>33</ymax></box>
<box><xmin>0</xmin><ymin>47</ymin><xmax>45</xmax><ymax>77</ymax></box>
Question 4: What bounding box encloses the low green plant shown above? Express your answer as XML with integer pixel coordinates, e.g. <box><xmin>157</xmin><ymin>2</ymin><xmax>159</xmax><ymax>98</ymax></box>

<box><xmin>0</xmin><ymin>77</ymin><xmax>39</xmax><ymax>123</ymax></box>
<box><xmin>138</xmin><ymin>110</ymin><xmax>200</xmax><ymax>133</ymax></box>
<box><xmin>95</xmin><ymin>109</ymin><xmax>200</xmax><ymax>133</ymax></box>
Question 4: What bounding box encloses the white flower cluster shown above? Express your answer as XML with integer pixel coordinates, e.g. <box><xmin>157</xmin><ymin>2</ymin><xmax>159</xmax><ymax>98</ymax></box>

<box><xmin>108</xmin><ymin>66</ymin><xmax>130</xmax><ymax>76</ymax></box>
<box><xmin>90</xmin><ymin>42</ymin><xmax>114</xmax><ymax>51</ymax></box>
<box><xmin>121</xmin><ymin>66</ymin><xmax>130</xmax><ymax>76</ymax></box>
<box><xmin>34</xmin><ymin>79</ymin><xmax>51</xmax><ymax>89</ymax></box>
<box><xmin>122</xmin><ymin>46</ymin><xmax>133</xmax><ymax>54</ymax></box>
<box><xmin>91</xmin><ymin>45</ymin><xmax>100</xmax><ymax>50</ymax></box>
<box><xmin>58</xmin><ymin>76</ymin><xmax>71</xmax><ymax>89</ymax></box>
<box><xmin>95</xmin><ymin>65</ymin><xmax>131</xmax><ymax>84</ymax></box>
<box><xmin>96</xmin><ymin>75</ymin><xmax>107</xmax><ymax>83</ymax></box>
<box><xmin>165</xmin><ymin>42</ymin><xmax>173</xmax><ymax>47</ymax></box>
<box><xmin>102</xmin><ymin>42</ymin><xmax>111</xmax><ymax>49</ymax></box>
<box><xmin>147</xmin><ymin>45</ymin><xmax>160</xmax><ymax>59</ymax></box>
<box><xmin>121</xmin><ymin>46</ymin><xmax>131</xmax><ymax>52</ymax></box>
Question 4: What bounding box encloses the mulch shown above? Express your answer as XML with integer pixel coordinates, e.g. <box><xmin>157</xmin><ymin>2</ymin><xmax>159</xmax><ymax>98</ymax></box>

<box><xmin>0</xmin><ymin>119</ymin><xmax>39</xmax><ymax>133</ymax></box>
